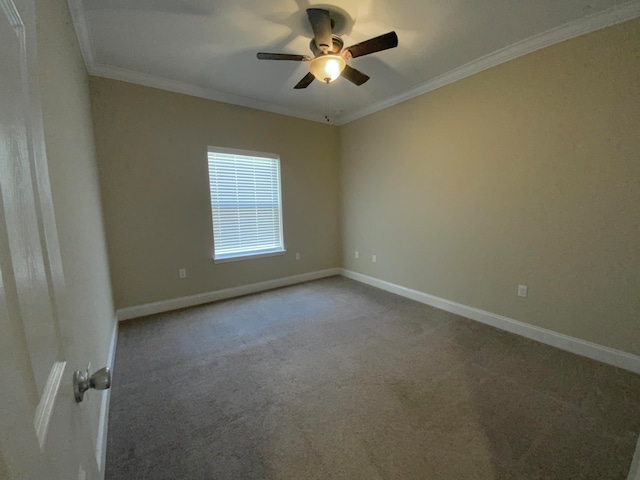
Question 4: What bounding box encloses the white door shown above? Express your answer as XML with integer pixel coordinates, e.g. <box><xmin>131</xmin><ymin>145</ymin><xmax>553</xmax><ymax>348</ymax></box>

<box><xmin>0</xmin><ymin>0</ymin><xmax>103</xmax><ymax>478</ymax></box>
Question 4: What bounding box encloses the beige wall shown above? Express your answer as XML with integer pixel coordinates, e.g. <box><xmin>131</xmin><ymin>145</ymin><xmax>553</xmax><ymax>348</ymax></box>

<box><xmin>89</xmin><ymin>78</ymin><xmax>341</xmax><ymax>309</ymax></box>
<box><xmin>88</xmin><ymin>20</ymin><xmax>638</xmax><ymax>356</ymax></box>
<box><xmin>35</xmin><ymin>0</ymin><xmax>115</xmax><ymax>450</ymax></box>
<box><xmin>341</xmin><ymin>19</ymin><xmax>640</xmax><ymax>356</ymax></box>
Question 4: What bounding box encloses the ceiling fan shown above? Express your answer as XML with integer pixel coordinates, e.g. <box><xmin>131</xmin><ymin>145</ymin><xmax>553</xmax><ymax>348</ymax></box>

<box><xmin>257</xmin><ymin>8</ymin><xmax>398</xmax><ymax>89</ymax></box>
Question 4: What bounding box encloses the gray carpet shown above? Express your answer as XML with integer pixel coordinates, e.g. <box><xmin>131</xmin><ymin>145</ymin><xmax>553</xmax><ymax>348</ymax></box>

<box><xmin>106</xmin><ymin>276</ymin><xmax>640</xmax><ymax>479</ymax></box>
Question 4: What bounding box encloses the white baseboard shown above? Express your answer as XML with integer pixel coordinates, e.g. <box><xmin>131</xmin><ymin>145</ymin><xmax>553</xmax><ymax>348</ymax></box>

<box><xmin>341</xmin><ymin>269</ymin><xmax>640</xmax><ymax>375</ymax></box>
<box><xmin>116</xmin><ymin>268</ymin><xmax>342</xmax><ymax>321</ymax></box>
<box><xmin>114</xmin><ymin>266</ymin><xmax>639</xmax><ymax>374</ymax></box>
<box><xmin>96</xmin><ymin>316</ymin><xmax>118</xmax><ymax>478</ymax></box>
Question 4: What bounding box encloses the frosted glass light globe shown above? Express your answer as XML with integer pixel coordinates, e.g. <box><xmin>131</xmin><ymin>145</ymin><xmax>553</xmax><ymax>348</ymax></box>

<box><xmin>309</xmin><ymin>55</ymin><xmax>346</xmax><ymax>83</ymax></box>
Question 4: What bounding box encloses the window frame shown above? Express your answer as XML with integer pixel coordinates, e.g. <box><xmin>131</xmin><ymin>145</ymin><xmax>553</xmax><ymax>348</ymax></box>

<box><xmin>206</xmin><ymin>146</ymin><xmax>286</xmax><ymax>263</ymax></box>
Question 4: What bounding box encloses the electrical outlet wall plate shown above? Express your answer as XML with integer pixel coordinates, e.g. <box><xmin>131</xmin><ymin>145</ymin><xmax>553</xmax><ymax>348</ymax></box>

<box><xmin>518</xmin><ymin>285</ymin><xmax>528</xmax><ymax>297</ymax></box>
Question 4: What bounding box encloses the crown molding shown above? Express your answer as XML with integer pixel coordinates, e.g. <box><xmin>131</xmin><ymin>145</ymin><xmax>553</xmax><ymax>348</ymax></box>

<box><xmin>65</xmin><ymin>0</ymin><xmax>330</xmax><ymax>124</ymax></box>
<box><xmin>67</xmin><ymin>0</ymin><xmax>640</xmax><ymax>126</ymax></box>
<box><xmin>67</xmin><ymin>0</ymin><xmax>96</xmax><ymax>73</ymax></box>
<box><xmin>339</xmin><ymin>1</ymin><xmax>640</xmax><ymax>124</ymax></box>
<box><xmin>90</xmin><ymin>63</ymin><xmax>329</xmax><ymax>124</ymax></box>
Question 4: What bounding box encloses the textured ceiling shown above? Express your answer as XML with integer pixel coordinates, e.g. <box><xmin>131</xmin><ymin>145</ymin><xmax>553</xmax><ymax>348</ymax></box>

<box><xmin>71</xmin><ymin>0</ymin><xmax>640</xmax><ymax>123</ymax></box>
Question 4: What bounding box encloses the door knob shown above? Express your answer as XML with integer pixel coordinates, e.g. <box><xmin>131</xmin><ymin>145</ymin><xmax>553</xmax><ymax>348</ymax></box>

<box><xmin>73</xmin><ymin>366</ymin><xmax>111</xmax><ymax>403</ymax></box>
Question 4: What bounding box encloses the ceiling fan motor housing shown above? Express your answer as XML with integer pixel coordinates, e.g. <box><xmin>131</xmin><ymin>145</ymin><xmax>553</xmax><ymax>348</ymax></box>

<box><xmin>310</xmin><ymin>35</ymin><xmax>344</xmax><ymax>57</ymax></box>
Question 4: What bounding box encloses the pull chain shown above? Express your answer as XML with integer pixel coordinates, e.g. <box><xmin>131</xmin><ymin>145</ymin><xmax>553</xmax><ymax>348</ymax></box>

<box><xmin>324</xmin><ymin>80</ymin><xmax>331</xmax><ymax>123</ymax></box>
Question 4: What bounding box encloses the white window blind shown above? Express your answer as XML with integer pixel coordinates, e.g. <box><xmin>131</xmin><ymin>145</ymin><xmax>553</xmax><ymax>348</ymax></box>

<box><xmin>207</xmin><ymin>147</ymin><xmax>284</xmax><ymax>261</ymax></box>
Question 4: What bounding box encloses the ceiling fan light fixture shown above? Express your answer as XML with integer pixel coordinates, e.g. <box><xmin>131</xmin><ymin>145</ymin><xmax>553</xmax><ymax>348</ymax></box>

<box><xmin>309</xmin><ymin>55</ymin><xmax>346</xmax><ymax>83</ymax></box>
<box><xmin>257</xmin><ymin>8</ymin><xmax>398</xmax><ymax>90</ymax></box>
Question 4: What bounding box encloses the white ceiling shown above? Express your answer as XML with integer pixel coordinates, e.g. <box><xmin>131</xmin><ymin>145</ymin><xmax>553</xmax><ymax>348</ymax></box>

<box><xmin>69</xmin><ymin>0</ymin><xmax>640</xmax><ymax>124</ymax></box>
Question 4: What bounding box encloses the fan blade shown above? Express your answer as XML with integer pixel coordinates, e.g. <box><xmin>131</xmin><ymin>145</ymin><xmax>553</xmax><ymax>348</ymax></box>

<box><xmin>345</xmin><ymin>31</ymin><xmax>398</xmax><ymax>59</ymax></box>
<box><xmin>307</xmin><ymin>8</ymin><xmax>332</xmax><ymax>53</ymax></box>
<box><xmin>294</xmin><ymin>72</ymin><xmax>315</xmax><ymax>89</ymax></box>
<box><xmin>341</xmin><ymin>65</ymin><xmax>370</xmax><ymax>86</ymax></box>
<box><xmin>257</xmin><ymin>52</ymin><xmax>311</xmax><ymax>61</ymax></box>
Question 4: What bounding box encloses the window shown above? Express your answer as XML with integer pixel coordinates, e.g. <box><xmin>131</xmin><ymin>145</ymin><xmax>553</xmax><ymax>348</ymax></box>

<box><xmin>207</xmin><ymin>146</ymin><xmax>285</xmax><ymax>262</ymax></box>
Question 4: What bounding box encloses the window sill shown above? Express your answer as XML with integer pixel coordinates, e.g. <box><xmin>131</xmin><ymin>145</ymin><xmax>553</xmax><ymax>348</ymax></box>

<box><xmin>213</xmin><ymin>249</ymin><xmax>286</xmax><ymax>264</ymax></box>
